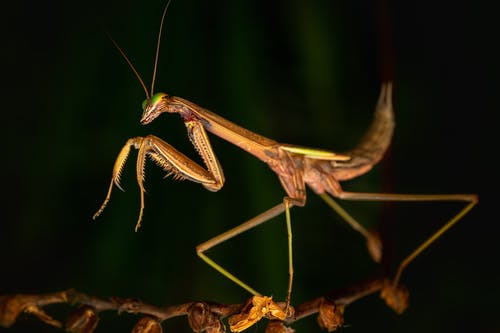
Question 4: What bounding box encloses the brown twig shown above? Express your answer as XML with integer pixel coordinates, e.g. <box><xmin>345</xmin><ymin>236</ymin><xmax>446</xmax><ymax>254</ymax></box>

<box><xmin>0</xmin><ymin>275</ymin><xmax>406</xmax><ymax>333</ymax></box>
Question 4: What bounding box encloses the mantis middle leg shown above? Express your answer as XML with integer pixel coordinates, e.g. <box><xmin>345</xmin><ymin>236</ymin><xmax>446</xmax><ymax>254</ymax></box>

<box><xmin>196</xmin><ymin>196</ymin><xmax>304</xmax><ymax>306</ymax></box>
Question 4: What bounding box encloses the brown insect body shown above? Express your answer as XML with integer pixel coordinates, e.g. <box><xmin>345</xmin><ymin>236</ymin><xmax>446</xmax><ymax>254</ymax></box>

<box><xmin>94</xmin><ymin>6</ymin><xmax>477</xmax><ymax>330</ymax></box>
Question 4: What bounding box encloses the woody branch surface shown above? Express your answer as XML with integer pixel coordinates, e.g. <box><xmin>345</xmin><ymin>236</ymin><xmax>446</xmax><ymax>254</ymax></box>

<box><xmin>0</xmin><ymin>275</ymin><xmax>398</xmax><ymax>333</ymax></box>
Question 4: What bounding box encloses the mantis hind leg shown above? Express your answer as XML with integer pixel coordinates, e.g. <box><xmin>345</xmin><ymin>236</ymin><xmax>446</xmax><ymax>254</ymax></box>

<box><xmin>320</xmin><ymin>191</ymin><xmax>477</xmax><ymax>313</ymax></box>
<box><xmin>319</xmin><ymin>193</ymin><xmax>383</xmax><ymax>262</ymax></box>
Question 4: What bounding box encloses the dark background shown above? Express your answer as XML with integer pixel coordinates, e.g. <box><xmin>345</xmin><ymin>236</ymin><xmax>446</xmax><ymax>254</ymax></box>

<box><xmin>0</xmin><ymin>0</ymin><xmax>492</xmax><ymax>332</ymax></box>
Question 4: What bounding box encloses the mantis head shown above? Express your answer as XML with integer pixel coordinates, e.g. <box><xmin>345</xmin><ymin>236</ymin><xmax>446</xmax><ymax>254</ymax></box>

<box><xmin>141</xmin><ymin>92</ymin><xmax>169</xmax><ymax>124</ymax></box>
<box><xmin>110</xmin><ymin>2</ymin><xmax>173</xmax><ymax>126</ymax></box>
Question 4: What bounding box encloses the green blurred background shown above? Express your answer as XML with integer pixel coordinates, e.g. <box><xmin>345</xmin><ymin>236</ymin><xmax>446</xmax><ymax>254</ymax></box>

<box><xmin>1</xmin><ymin>0</ymin><xmax>492</xmax><ymax>332</ymax></box>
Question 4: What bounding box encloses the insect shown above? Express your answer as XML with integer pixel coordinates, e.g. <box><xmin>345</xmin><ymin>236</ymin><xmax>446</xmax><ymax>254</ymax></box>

<box><xmin>93</xmin><ymin>2</ymin><xmax>477</xmax><ymax>326</ymax></box>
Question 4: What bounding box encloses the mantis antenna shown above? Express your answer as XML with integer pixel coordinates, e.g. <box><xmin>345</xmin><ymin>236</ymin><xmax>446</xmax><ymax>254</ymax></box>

<box><xmin>107</xmin><ymin>34</ymin><xmax>150</xmax><ymax>100</ymax></box>
<box><xmin>107</xmin><ymin>0</ymin><xmax>172</xmax><ymax>100</ymax></box>
<box><xmin>150</xmin><ymin>0</ymin><xmax>172</xmax><ymax>97</ymax></box>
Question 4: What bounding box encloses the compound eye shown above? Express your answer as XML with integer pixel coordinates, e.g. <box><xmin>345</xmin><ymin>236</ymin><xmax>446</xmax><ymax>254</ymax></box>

<box><xmin>141</xmin><ymin>99</ymin><xmax>149</xmax><ymax>111</ymax></box>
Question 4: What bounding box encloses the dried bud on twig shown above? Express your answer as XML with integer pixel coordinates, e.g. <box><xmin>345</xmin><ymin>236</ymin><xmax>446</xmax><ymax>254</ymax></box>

<box><xmin>132</xmin><ymin>316</ymin><xmax>163</xmax><ymax>333</ymax></box>
<box><xmin>316</xmin><ymin>299</ymin><xmax>344</xmax><ymax>332</ymax></box>
<box><xmin>380</xmin><ymin>280</ymin><xmax>409</xmax><ymax>314</ymax></box>
<box><xmin>187</xmin><ymin>301</ymin><xmax>224</xmax><ymax>333</ymax></box>
<box><xmin>265</xmin><ymin>320</ymin><xmax>294</xmax><ymax>333</ymax></box>
<box><xmin>65</xmin><ymin>305</ymin><xmax>99</xmax><ymax>333</ymax></box>
<box><xmin>188</xmin><ymin>302</ymin><xmax>209</xmax><ymax>332</ymax></box>
<box><xmin>205</xmin><ymin>318</ymin><xmax>226</xmax><ymax>333</ymax></box>
<box><xmin>228</xmin><ymin>296</ymin><xmax>288</xmax><ymax>333</ymax></box>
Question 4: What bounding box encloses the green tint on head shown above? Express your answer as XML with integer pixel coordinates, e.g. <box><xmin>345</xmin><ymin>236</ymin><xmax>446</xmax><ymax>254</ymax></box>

<box><xmin>141</xmin><ymin>93</ymin><xmax>166</xmax><ymax>111</ymax></box>
<box><xmin>152</xmin><ymin>92</ymin><xmax>166</xmax><ymax>105</ymax></box>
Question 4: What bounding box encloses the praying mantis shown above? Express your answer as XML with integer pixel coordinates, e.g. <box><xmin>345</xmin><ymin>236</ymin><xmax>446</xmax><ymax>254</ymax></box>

<box><xmin>93</xmin><ymin>3</ymin><xmax>477</xmax><ymax>329</ymax></box>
